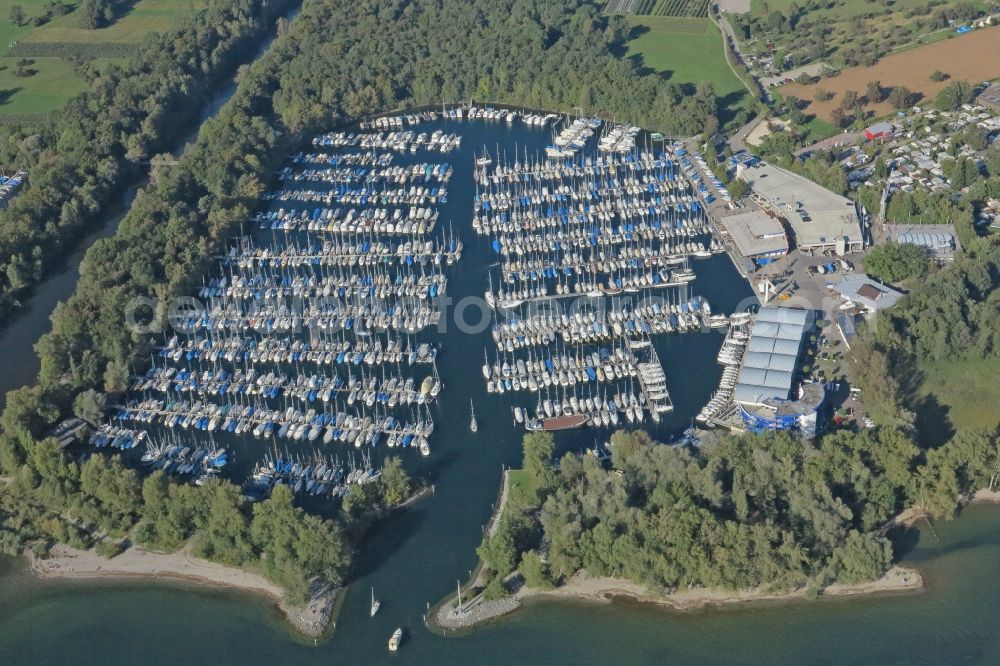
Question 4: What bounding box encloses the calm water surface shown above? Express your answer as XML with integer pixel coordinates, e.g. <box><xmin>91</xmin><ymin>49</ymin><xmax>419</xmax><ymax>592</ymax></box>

<box><xmin>1</xmin><ymin>505</ymin><xmax>998</xmax><ymax>664</ymax></box>
<box><xmin>2</xmin><ymin>118</ymin><xmax>987</xmax><ymax>665</ymax></box>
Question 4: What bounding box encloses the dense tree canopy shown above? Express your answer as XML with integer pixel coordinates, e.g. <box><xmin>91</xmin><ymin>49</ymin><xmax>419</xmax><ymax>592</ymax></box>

<box><xmin>0</xmin><ymin>0</ymin><xmax>297</xmax><ymax>320</ymax></box>
<box><xmin>862</xmin><ymin>243</ymin><xmax>929</xmax><ymax>283</ymax></box>
<box><xmin>481</xmin><ymin>422</ymin><xmax>999</xmax><ymax>595</ymax></box>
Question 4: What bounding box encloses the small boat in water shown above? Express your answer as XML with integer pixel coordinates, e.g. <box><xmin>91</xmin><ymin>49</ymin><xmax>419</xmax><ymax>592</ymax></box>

<box><xmin>470</xmin><ymin>400</ymin><xmax>478</xmax><ymax>433</ymax></box>
<box><xmin>370</xmin><ymin>587</ymin><xmax>380</xmax><ymax>617</ymax></box>
<box><xmin>388</xmin><ymin>627</ymin><xmax>403</xmax><ymax>651</ymax></box>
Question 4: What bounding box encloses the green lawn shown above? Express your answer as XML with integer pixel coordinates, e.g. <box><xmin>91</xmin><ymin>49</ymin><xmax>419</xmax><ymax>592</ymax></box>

<box><xmin>917</xmin><ymin>357</ymin><xmax>1000</xmax><ymax>433</ymax></box>
<box><xmin>0</xmin><ymin>0</ymin><xmax>203</xmax><ymax>114</ymax></box>
<box><xmin>506</xmin><ymin>469</ymin><xmax>541</xmax><ymax>512</ymax></box>
<box><xmin>18</xmin><ymin>0</ymin><xmax>203</xmax><ymax>44</ymax></box>
<box><xmin>623</xmin><ymin>16</ymin><xmax>749</xmax><ymax>120</ymax></box>
<box><xmin>0</xmin><ymin>56</ymin><xmax>85</xmax><ymax>113</ymax></box>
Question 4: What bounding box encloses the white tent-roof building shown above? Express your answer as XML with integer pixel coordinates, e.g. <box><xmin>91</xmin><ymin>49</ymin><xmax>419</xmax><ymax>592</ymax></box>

<box><xmin>733</xmin><ymin>307</ymin><xmax>812</xmax><ymax>407</ymax></box>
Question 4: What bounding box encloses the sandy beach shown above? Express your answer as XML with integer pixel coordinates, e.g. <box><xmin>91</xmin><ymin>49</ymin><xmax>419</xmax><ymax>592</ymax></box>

<box><xmin>29</xmin><ymin>544</ymin><xmax>338</xmax><ymax>639</ymax></box>
<box><xmin>433</xmin><ymin>565</ymin><xmax>923</xmax><ymax>631</ymax></box>
<box><xmin>520</xmin><ymin>565</ymin><xmax>923</xmax><ymax>611</ymax></box>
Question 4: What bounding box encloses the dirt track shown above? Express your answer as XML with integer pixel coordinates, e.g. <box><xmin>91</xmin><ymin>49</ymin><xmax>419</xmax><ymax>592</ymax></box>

<box><xmin>781</xmin><ymin>25</ymin><xmax>1000</xmax><ymax>122</ymax></box>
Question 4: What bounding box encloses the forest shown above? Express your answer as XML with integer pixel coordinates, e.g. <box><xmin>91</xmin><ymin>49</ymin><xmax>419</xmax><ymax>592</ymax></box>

<box><xmin>848</xmin><ymin>233</ymin><xmax>1000</xmax><ymax>427</ymax></box>
<box><xmin>0</xmin><ymin>433</ymin><xmax>412</xmax><ymax>601</ymax></box>
<box><xmin>477</xmin><ymin>420</ymin><xmax>999</xmax><ymax>596</ymax></box>
<box><xmin>0</xmin><ymin>0</ymin><xmax>298</xmax><ymax>320</ymax></box>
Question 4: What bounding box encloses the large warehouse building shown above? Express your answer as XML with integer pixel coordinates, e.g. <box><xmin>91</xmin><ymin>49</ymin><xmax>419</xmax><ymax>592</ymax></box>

<box><xmin>733</xmin><ymin>307</ymin><xmax>825</xmax><ymax>437</ymax></box>
<box><xmin>742</xmin><ymin>163</ymin><xmax>864</xmax><ymax>255</ymax></box>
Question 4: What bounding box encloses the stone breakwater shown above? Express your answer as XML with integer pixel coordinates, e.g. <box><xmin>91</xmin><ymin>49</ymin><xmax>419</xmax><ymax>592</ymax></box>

<box><xmin>433</xmin><ymin>595</ymin><xmax>521</xmax><ymax>631</ymax></box>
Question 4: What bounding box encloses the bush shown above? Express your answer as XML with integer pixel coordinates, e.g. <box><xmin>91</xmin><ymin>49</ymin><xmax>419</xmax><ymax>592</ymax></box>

<box><xmin>483</xmin><ymin>575</ymin><xmax>509</xmax><ymax>601</ymax></box>
<box><xmin>96</xmin><ymin>539</ymin><xmax>125</xmax><ymax>558</ymax></box>
<box><xmin>862</xmin><ymin>243</ymin><xmax>929</xmax><ymax>282</ymax></box>
<box><xmin>888</xmin><ymin>86</ymin><xmax>912</xmax><ymax>110</ymax></box>
<box><xmin>929</xmin><ymin>70</ymin><xmax>948</xmax><ymax>82</ymax></box>
<box><xmin>519</xmin><ymin>550</ymin><xmax>554</xmax><ymax>589</ymax></box>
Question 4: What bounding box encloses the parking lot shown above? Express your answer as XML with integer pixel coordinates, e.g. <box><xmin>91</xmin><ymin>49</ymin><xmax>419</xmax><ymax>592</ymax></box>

<box><xmin>749</xmin><ymin>248</ymin><xmax>874</xmax><ymax>429</ymax></box>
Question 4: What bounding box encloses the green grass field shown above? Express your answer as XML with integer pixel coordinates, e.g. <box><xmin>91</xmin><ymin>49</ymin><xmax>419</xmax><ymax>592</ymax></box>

<box><xmin>0</xmin><ymin>56</ymin><xmax>86</xmax><ymax>113</ymax></box>
<box><xmin>623</xmin><ymin>16</ymin><xmax>749</xmax><ymax>120</ymax></box>
<box><xmin>917</xmin><ymin>357</ymin><xmax>1000</xmax><ymax>435</ymax></box>
<box><xmin>0</xmin><ymin>0</ymin><xmax>203</xmax><ymax>114</ymax></box>
<box><xmin>17</xmin><ymin>0</ymin><xmax>202</xmax><ymax>44</ymax></box>
<box><xmin>506</xmin><ymin>469</ymin><xmax>541</xmax><ymax>512</ymax></box>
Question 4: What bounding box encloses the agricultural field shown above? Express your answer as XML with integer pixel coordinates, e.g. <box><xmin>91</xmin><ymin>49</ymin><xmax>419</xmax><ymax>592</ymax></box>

<box><xmin>14</xmin><ymin>0</ymin><xmax>203</xmax><ymax>45</ymax></box>
<box><xmin>622</xmin><ymin>16</ymin><xmax>750</xmax><ymax>120</ymax></box>
<box><xmin>734</xmin><ymin>0</ymin><xmax>991</xmax><ymax>88</ymax></box>
<box><xmin>780</xmin><ymin>25</ymin><xmax>1000</xmax><ymax>124</ymax></box>
<box><xmin>747</xmin><ymin>0</ymin><xmax>984</xmax><ymax>20</ymax></box>
<box><xmin>606</xmin><ymin>0</ymin><xmax>710</xmax><ymax>17</ymax></box>
<box><xmin>0</xmin><ymin>0</ymin><xmax>204</xmax><ymax>114</ymax></box>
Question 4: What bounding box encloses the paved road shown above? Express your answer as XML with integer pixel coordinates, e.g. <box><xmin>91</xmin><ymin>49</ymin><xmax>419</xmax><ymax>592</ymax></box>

<box><xmin>728</xmin><ymin>116</ymin><xmax>764</xmax><ymax>154</ymax></box>
<box><xmin>714</xmin><ymin>11</ymin><xmax>765</xmax><ymax>107</ymax></box>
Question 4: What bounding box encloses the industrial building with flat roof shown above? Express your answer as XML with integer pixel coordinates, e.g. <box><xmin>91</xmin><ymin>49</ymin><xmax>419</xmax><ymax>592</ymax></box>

<box><xmin>719</xmin><ymin>210</ymin><xmax>788</xmax><ymax>264</ymax></box>
<box><xmin>742</xmin><ymin>162</ymin><xmax>864</xmax><ymax>255</ymax></box>
<box><xmin>863</xmin><ymin>122</ymin><xmax>895</xmax><ymax>141</ymax></box>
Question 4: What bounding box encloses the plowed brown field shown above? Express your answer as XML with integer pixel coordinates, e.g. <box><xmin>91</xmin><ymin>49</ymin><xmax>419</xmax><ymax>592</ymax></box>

<box><xmin>781</xmin><ymin>26</ymin><xmax>1000</xmax><ymax>122</ymax></box>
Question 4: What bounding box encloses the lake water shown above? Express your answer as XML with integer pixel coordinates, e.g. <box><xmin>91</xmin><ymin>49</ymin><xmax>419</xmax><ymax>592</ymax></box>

<box><xmin>1</xmin><ymin>504</ymin><xmax>998</xmax><ymax>664</ymax></box>
<box><xmin>3</xmin><ymin>116</ymin><xmax>985</xmax><ymax>665</ymax></box>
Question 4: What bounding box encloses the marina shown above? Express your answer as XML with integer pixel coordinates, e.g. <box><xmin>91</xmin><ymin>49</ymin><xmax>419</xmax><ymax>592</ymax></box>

<box><xmin>0</xmin><ymin>108</ymin><xmax>762</xmax><ymax>660</ymax></box>
<box><xmin>71</xmin><ymin>107</ymin><xmax>756</xmax><ymax>503</ymax></box>
<box><xmin>696</xmin><ymin>314</ymin><xmax>752</xmax><ymax>425</ymax></box>
<box><xmin>472</xmin><ymin>127</ymin><xmax>736</xmax><ymax>431</ymax></box>
<box><xmin>96</xmin><ymin>123</ymin><xmax>468</xmax><ymax>498</ymax></box>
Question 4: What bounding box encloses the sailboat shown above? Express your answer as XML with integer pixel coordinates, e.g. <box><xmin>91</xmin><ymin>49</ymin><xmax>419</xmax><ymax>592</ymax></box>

<box><xmin>470</xmin><ymin>400</ymin><xmax>478</xmax><ymax>433</ymax></box>
<box><xmin>388</xmin><ymin>627</ymin><xmax>403</xmax><ymax>652</ymax></box>
<box><xmin>370</xmin><ymin>586</ymin><xmax>380</xmax><ymax>617</ymax></box>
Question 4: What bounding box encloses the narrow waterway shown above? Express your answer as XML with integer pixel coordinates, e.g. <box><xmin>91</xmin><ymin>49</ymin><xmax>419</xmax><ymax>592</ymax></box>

<box><xmin>0</xmin><ymin>6</ymin><xmax>300</xmax><ymax>408</ymax></box>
